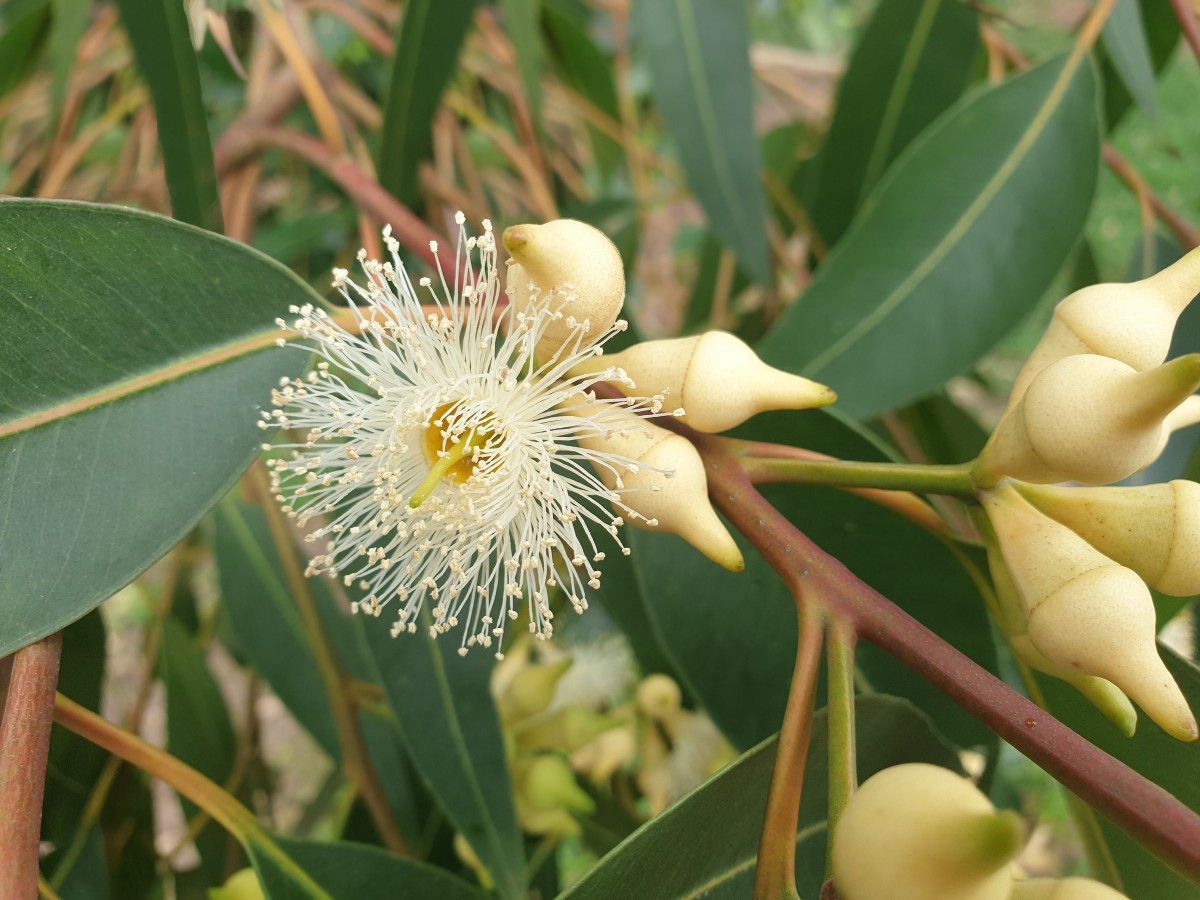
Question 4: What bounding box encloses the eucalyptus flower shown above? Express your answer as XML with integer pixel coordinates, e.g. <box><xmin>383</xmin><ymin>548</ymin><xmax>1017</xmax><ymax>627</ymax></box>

<box><xmin>261</xmin><ymin>215</ymin><xmax>675</xmax><ymax>657</ymax></box>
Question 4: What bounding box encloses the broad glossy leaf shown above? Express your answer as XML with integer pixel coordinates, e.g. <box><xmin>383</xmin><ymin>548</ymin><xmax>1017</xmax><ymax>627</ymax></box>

<box><xmin>248</xmin><ymin>833</ymin><xmax>491</xmax><ymax>900</ymax></box>
<box><xmin>1038</xmin><ymin>646</ymin><xmax>1200</xmax><ymax>898</ymax></box>
<box><xmin>378</xmin><ymin>0</ymin><xmax>479</xmax><ymax>206</ymax></box>
<box><xmin>0</xmin><ymin>200</ymin><xmax>318</xmax><ymax>656</ymax></box>
<box><xmin>634</xmin><ymin>0</ymin><xmax>770</xmax><ymax>284</ymax></box>
<box><xmin>1101</xmin><ymin>0</ymin><xmax>1159</xmax><ymax>123</ymax></box>
<box><xmin>759</xmin><ymin>55</ymin><xmax>1100</xmax><ymax>419</ymax></box>
<box><xmin>500</xmin><ymin>0</ymin><xmax>544</xmax><ymax>127</ymax></box>
<box><xmin>362</xmin><ymin>614</ymin><xmax>526</xmax><ymax>899</ymax></box>
<box><xmin>633</xmin><ymin>409</ymin><xmax>1000</xmax><ymax>753</ymax></box>
<box><xmin>561</xmin><ymin>695</ymin><xmax>962</xmax><ymax>899</ymax></box>
<box><xmin>806</xmin><ymin>0</ymin><xmax>979</xmax><ymax>248</ymax></box>
<box><xmin>113</xmin><ymin>0</ymin><xmax>221</xmax><ymax>230</ymax></box>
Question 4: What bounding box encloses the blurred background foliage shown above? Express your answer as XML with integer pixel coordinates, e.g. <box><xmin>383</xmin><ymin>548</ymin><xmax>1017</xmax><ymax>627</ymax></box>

<box><xmin>1</xmin><ymin>0</ymin><xmax>1199</xmax><ymax>897</ymax></box>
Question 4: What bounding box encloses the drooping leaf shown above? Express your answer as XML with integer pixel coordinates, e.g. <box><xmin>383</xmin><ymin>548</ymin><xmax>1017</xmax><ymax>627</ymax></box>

<box><xmin>0</xmin><ymin>1</ymin><xmax>50</xmax><ymax>102</ymax></box>
<box><xmin>1100</xmin><ymin>0</ymin><xmax>1159</xmax><ymax>123</ymax></box>
<box><xmin>1099</xmin><ymin>0</ymin><xmax>1178</xmax><ymax>128</ymax></box>
<box><xmin>377</xmin><ymin>0</ymin><xmax>480</xmax><ymax>206</ymax></box>
<box><xmin>759</xmin><ymin>55</ymin><xmax>1100</xmax><ymax>419</ymax></box>
<box><xmin>0</xmin><ymin>200</ymin><xmax>318</xmax><ymax>656</ymax></box>
<box><xmin>500</xmin><ymin>0</ymin><xmax>544</xmax><ymax>128</ymax></box>
<box><xmin>806</xmin><ymin>0</ymin><xmax>980</xmax><ymax>248</ymax></box>
<box><xmin>633</xmin><ymin>409</ymin><xmax>1000</xmax><ymax>754</ymax></box>
<box><xmin>47</xmin><ymin>0</ymin><xmax>88</xmax><ymax>122</ymax></box>
<box><xmin>561</xmin><ymin>695</ymin><xmax>962</xmax><ymax>899</ymax></box>
<box><xmin>362</xmin><ymin>614</ymin><xmax>527</xmax><ymax>899</ymax></box>
<box><xmin>634</xmin><ymin>0</ymin><xmax>770</xmax><ymax>283</ymax></box>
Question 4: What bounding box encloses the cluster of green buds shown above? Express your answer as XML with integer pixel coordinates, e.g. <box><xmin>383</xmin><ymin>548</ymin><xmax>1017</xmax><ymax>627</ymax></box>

<box><xmin>971</xmin><ymin>248</ymin><xmax>1200</xmax><ymax>741</ymax></box>
<box><xmin>831</xmin><ymin>764</ymin><xmax>1128</xmax><ymax>900</ymax></box>
<box><xmin>502</xmin><ymin>219</ymin><xmax>836</xmax><ymax>573</ymax></box>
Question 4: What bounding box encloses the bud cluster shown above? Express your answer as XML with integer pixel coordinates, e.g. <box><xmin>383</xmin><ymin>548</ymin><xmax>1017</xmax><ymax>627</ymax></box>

<box><xmin>502</xmin><ymin>218</ymin><xmax>835</xmax><ymax>570</ymax></box>
<box><xmin>832</xmin><ymin>763</ymin><xmax>1129</xmax><ymax>900</ymax></box>
<box><xmin>972</xmin><ymin>249</ymin><xmax>1200</xmax><ymax>741</ymax></box>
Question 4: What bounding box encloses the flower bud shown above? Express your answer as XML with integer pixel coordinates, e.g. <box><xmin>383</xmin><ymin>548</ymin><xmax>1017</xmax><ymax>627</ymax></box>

<box><xmin>568</xmin><ymin>400</ymin><xmax>744</xmax><ymax>571</ymax></box>
<box><xmin>1008</xmin><ymin>246</ymin><xmax>1200</xmax><ymax>409</ymax></box>
<box><xmin>1008</xmin><ymin>877</ymin><xmax>1129</xmax><ymax>899</ymax></box>
<box><xmin>570</xmin><ymin>719</ymin><xmax>636</xmax><ymax>783</ymax></box>
<box><xmin>497</xmin><ymin>657</ymin><xmax>573</xmax><ymax>727</ymax></box>
<box><xmin>515</xmin><ymin>706</ymin><xmax>622</xmax><ymax>753</ymax></box>
<box><xmin>575</xmin><ymin>331</ymin><xmax>836</xmax><ymax>432</ymax></box>
<box><xmin>832</xmin><ymin>763</ymin><xmax>1022</xmax><ymax>900</ymax></box>
<box><xmin>503</xmin><ymin>219</ymin><xmax>624</xmax><ymax>358</ymax></box>
<box><xmin>975</xmin><ymin>354</ymin><xmax>1200</xmax><ymax>486</ymax></box>
<box><xmin>983</xmin><ymin>484</ymin><xmax>1197</xmax><ymax>741</ymax></box>
<box><xmin>1147</xmin><ymin>393</ymin><xmax>1200</xmax><ymax>464</ymax></box>
<box><xmin>513</xmin><ymin>753</ymin><xmax>594</xmax><ymax>837</ymax></box>
<box><xmin>1015</xmin><ymin>480</ymin><xmax>1200</xmax><ymax>597</ymax></box>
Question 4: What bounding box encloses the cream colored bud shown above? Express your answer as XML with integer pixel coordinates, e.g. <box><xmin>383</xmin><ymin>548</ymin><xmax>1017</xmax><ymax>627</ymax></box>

<box><xmin>636</xmin><ymin>673</ymin><xmax>683</xmax><ymax>719</ymax></box>
<box><xmin>1016</xmin><ymin>480</ymin><xmax>1200</xmax><ymax>597</ymax></box>
<box><xmin>503</xmin><ymin>219</ymin><xmax>624</xmax><ymax>358</ymax></box>
<box><xmin>497</xmin><ymin>657</ymin><xmax>573</xmax><ymax>727</ymax></box>
<box><xmin>975</xmin><ymin>354</ymin><xmax>1200</xmax><ymax>486</ymax></box>
<box><xmin>832</xmin><ymin>763</ymin><xmax>1022</xmax><ymax>900</ymax></box>
<box><xmin>1147</xmin><ymin>393</ymin><xmax>1200</xmax><ymax>463</ymax></box>
<box><xmin>1008</xmin><ymin>877</ymin><xmax>1129</xmax><ymax>899</ymax></box>
<box><xmin>576</xmin><ymin>332</ymin><xmax>835</xmax><ymax>432</ymax></box>
<box><xmin>1008</xmin><ymin>246</ymin><xmax>1200</xmax><ymax>409</ymax></box>
<box><xmin>569</xmin><ymin>401</ymin><xmax>744</xmax><ymax>571</ymax></box>
<box><xmin>983</xmin><ymin>484</ymin><xmax>1197</xmax><ymax>741</ymax></box>
<box><xmin>570</xmin><ymin>720</ymin><xmax>636</xmax><ymax>783</ymax></box>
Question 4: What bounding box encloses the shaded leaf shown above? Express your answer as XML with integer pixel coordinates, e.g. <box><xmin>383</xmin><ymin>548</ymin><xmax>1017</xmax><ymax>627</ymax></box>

<box><xmin>806</xmin><ymin>0</ymin><xmax>980</xmax><ymax>247</ymax></box>
<box><xmin>634</xmin><ymin>0</ymin><xmax>770</xmax><ymax>283</ymax></box>
<box><xmin>48</xmin><ymin>0</ymin><xmax>88</xmax><ymax>121</ymax></box>
<box><xmin>0</xmin><ymin>1</ymin><xmax>49</xmax><ymax>102</ymax></box>
<box><xmin>1101</xmin><ymin>0</ymin><xmax>1159</xmax><ymax>124</ymax></box>
<box><xmin>362</xmin><ymin>614</ymin><xmax>526</xmax><ymax>898</ymax></box>
<box><xmin>378</xmin><ymin>0</ymin><xmax>479</xmax><ymax>206</ymax></box>
<box><xmin>113</xmin><ymin>0</ymin><xmax>222</xmax><ymax>230</ymax></box>
<box><xmin>500</xmin><ymin>0</ymin><xmax>544</xmax><ymax>128</ymax></box>
<box><xmin>562</xmin><ymin>695</ymin><xmax>962</xmax><ymax>899</ymax></box>
<box><xmin>0</xmin><ymin>200</ymin><xmax>318</xmax><ymax>656</ymax></box>
<box><xmin>759</xmin><ymin>56</ymin><xmax>1100</xmax><ymax>419</ymax></box>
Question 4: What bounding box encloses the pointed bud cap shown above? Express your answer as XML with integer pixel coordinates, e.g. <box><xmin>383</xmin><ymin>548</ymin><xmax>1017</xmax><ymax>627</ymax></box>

<box><xmin>1007</xmin><ymin>246</ymin><xmax>1200</xmax><ymax>409</ymax></box>
<box><xmin>1008</xmin><ymin>877</ymin><xmax>1130</xmax><ymax>899</ymax></box>
<box><xmin>504</xmin><ymin>219</ymin><xmax>624</xmax><ymax>358</ymax></box>
<box><xmin>577</xmin><ymin>332</ymin><xmax>835</xmax><ymax>432</ymax></box>
<box><xmin>975</xmin><ymin>354</ymin><xmax>1200</xmax><ymax>486</ymax></box>
<box><xmin>1008</xmin><ymin>634</ymin><xmax>1137</xmax><ymax>736</ymax></box>
<box><xmin>985</xmin><ymin>484</ymin><xmax>1197</xmax><ymax>741</ymax></box>
<box><xmin>1017</xmin><ymin>480</ymin><xmax>1200</xmax><ymax>597</ymax></box>
<box><xmin>570</xmin><ymin>721</ymin><xmax>636</xmax><ymax>783</ymax></box>
<box><xmin>569</xmin><ymin>402</ymin><xmax>744</xmax><ymax>571</ymax></box>
<box><xmin>636</xmin><ymin>673</ymin><xmax>683</xmax><ymax>719</ymax></box>
<box><xmin>832</xmin><ymin>763</ymin><xmax>1020</xmax><ymax>900</ymax></box>
<box><xmin>518</xmin><ymin>753</ymin><xmax>596</xmax><ymax>813</ymax></box>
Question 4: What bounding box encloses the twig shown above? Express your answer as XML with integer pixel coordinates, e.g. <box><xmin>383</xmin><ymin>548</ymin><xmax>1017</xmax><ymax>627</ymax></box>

<box><xmin>0</xmin><ymin>633</ymin><xmax>65</xmax><ymax>900</ymax></box>
<box><xmin>1170</xmin><ymin>0</ymin><xmax>1200</xmax><ymax>63</ymax></box>
<box><xmin>1102</xmin><ymin>145</ymin><xmax>1200</xmax><ymax>249</ymax></box>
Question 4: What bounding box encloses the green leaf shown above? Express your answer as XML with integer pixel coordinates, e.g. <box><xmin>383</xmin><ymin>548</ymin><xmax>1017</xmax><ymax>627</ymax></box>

<box><xmin>0</xmin><ymin>200</ymin><xmax>320</xmax><ymax>656</ymax></box>
<box><xmin>1101</xmin><ymin>0</ymin><xmax>1159</xmax><ymax>124</ymax></box>
<box><xmin>1038</xmin><ymin>646</ymin><xmax>1200</xmax><ymax>898</ymax></box>
<box><xmin>543</xmin><ymin>0</ymin><xmax>622</xmax><ymax>178</ymax></box>
<box><xmin>0</xmin><ymin>1</ymin><xmax>49</xmax><ymax>102</ymax></box>
<box><xmin>362</xmin><ymin>615</ymin><xmax>527</xmax><ymax>898</ymax></box>
<box><xmin>634</xmin><ymin>0</ymin><xmax>770</xmax><ymax>284</ymax></box>
<box><xmin>48</xmin><ymin>0</ymin><xmax>88</xmax><ymax>121</ymax></box>
<box><xmin>378</xmin><ymin>0</ymin><xmax>479</xmax><ymax>206</ymax></box>
<box><xmin>112</xmin><ymin>0</ymin><xmax>222</xmax><ymax>230</ymax></box>
<box><xmin>561</xmin><ymin>695</ymin><xmax>962</xmax><ymax>899</ymax></box>
<box><xmin>806</xmin><ymin>0</ymin><xmax>980</xmax><ymax>248</ymax></box>
<box><xmin>632</xmin><ymin>409</ymin><xmax>1000</xmax><ymax>753</ymax></box>
<box><xmin>1099</xmin><ymin>0</ymin><xmax>1178</xmax><ymax>128</ymax></box>
<box><xmin>248</xmin><ymin>833</ymin><xmax>491</xmax><ymax>900</ymax></box>
<box><xmin>759</xmin><ymin>55</ymin><xmax>1100</xmax><ymax>419</ymax></box>
<box><xmin>500</xmin><ymin>0</ymin><xmax>544</xmax><ymax>128</ymax></box>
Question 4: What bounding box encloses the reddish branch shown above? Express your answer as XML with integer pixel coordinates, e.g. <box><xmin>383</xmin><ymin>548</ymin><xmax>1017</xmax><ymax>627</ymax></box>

<box><xmin>691</xmin><ymin>432</ymin><xmax>1200</xmax><ymax>884</ymax></box>
<box><xmin>1170</xmin><ymin>0</ymin><xmax>1200</xmax><ymax>64</ymax></box>
<box><xmin>0</xmin><ymin>633</ymin><xmax>64</xmax><ymax>899</ymax></box>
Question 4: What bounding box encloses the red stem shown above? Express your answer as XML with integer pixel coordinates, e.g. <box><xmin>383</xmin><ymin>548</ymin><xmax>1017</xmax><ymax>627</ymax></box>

<box><xmin>1170</xmin><ymin>0</ymin><xmax>1200</xmax><ymax>64</ymax></box>
<box><xmin>692</xmin><ymin>434</ymin><xmax>1200</xmax><ymax>883</ymax></box>
<box><xmin>0</xmin><ymin>633</ymin><xmax>65</xmax><ymax>898</ymax></box>
<box><xmin>753</xmin><ymin>605</ymin><xmax>823</xmax><ymax>900</ymax></box>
